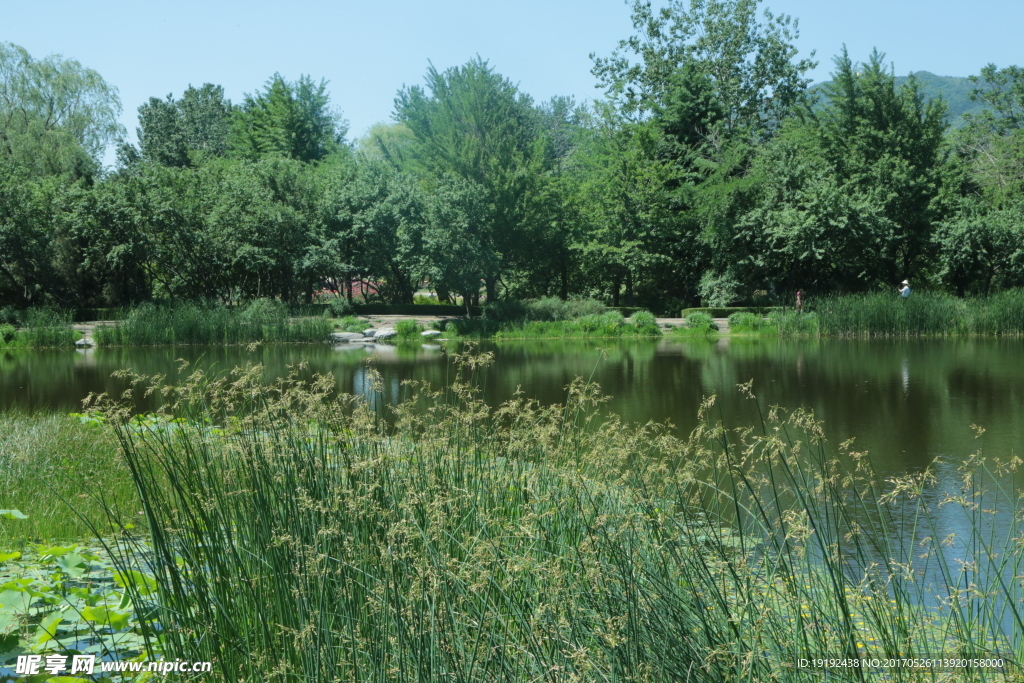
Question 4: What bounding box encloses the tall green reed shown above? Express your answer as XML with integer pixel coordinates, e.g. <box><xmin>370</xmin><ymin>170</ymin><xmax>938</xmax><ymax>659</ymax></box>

<box><xmin>91</xmin><ymin>358</ymin><xmax>1022</xmax><ymax>682</ymax></box>
<box><xmin>0</xmin><ymin>308</ymin><xmax>78</xmax><ymax>348</ymax></box>
<box><xmin>813</xmin><ymin>290</ymin><xmax>1024</xmax><ymax>337</ymax></box>
<box><xmin>93</xmin><ymin>300</ymin><xmax>332</xmax><ymax>346</ymax></box>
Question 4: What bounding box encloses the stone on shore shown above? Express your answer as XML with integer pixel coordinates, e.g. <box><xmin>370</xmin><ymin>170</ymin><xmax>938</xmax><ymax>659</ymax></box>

<box><xmin>373</xmin><ymin>328</ymin><xmax>397</xmax><ymax>339</ymax></box>
<box><xmin>330</xmin><ymin>332</ymin><xmax>365</xmax><ymax>342</ymax></box>
<box><xmin>421</xmin><ymin>329</ymin><xmax>442</xmax><ymax>338</ymax></box>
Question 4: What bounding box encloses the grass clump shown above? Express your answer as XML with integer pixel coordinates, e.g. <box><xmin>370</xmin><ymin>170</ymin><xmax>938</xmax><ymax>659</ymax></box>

<box><xmin>86</xmin><ymin>358</ymin><xmax>1023</xmax><ymax>681</ymax></box>
<box><xmin>727</xmin><ymin>311</ymin><xmax>774</xmax><ymax>334</ymax></box>
<box><xmin>93</xmin><ymin>300</ymin><xmax>332</xmax><ymax>346</ymax></box>
<box><xmin>673</xmin><ymin>310</ymin><xmax>719</xmax><ymax>336</ymax></box>
<box><xmin>395</xmin><ymin>319</ymin><xmax>423</xmax><ymax>339</ymax></box>
<box><xmin>814</xmin><ymin>292</ymin><xmax>965</xmax><ymax>337</ymax></box>
<box><xmin>334</xmin><ymin>315</ymin><xmax>367</xmax><ymax>333</ymax></box>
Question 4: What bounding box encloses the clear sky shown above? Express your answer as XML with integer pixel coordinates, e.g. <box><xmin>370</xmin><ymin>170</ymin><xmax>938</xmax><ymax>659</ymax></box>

<box><xmin>6</xmin><ymin>0</ymin><xmax>1023</xmax><ymax>164</ymax></box>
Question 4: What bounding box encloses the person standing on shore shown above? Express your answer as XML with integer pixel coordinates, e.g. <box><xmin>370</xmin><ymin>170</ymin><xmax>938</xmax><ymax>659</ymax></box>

<box><xmin>795</xmin><ymin>290</ymin><xmax>803</xmax><ymax>313</ymax></box>
<box><xmin>898</xmin><ymin>280</ymin><xmax>912</xmax><ymax>298</ymax></box>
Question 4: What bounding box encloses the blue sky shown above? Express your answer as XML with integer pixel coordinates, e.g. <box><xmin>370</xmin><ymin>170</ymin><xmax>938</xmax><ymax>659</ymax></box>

<box><xmin>6</xmin><ymin>0</ymin><xmax>1023</xmax><ymax>162</ymax></box>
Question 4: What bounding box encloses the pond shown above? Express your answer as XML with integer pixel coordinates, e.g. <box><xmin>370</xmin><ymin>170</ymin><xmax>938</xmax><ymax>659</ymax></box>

<box><xmin>3</xmin><ymin>337</ymin><xmax>1023</xmax><ymax>485</ymax></box>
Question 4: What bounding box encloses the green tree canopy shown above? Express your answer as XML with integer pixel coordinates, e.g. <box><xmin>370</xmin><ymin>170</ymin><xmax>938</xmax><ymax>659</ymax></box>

<box><xmin>0</xmin><ymin>42</ymin><xmax>123</xmax><ymax>177</ymax></box>
<box><xmin>133</xmin><ymin>83</ymin><xmax>233</xmax><ymax>167</ymax></box>
<box><xmin>394</xmin><ymin>57</ymin><xmax>547</xmax><ymax>300</ymax></box>
<box><xmin>231</xmin><ymin>74</ymin><xmax>346</xmax><ymax>162</ymax></box>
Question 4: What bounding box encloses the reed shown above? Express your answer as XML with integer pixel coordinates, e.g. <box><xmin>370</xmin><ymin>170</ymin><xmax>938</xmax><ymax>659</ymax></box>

<box><xmin>91</xmin><ymin>358</ymin><xmax>1022</xmax><ymax>681</ymax></box>
<box><xmin>0</xmin><ymin>308</ymin><xmax>78</xmax><ymax>348</ymax></box>
<box><xmin>92</xmin><ymin>300</ymin><xmax>332</xmax><ymax>346</ymax></box>
<box><xmin>811</xmin><ymin>290</ymin><xmax>1024</xmax><ymax>337</ymax></box>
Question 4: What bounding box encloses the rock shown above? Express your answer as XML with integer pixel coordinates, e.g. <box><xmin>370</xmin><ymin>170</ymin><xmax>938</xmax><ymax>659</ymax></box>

<box><xmin>421</xmin><ymin>329</ymin><xmax>442</xmax><ymax>338</ymax></box>
<box><xmin>75</xmin><ymin>336</ymin><xmax>94</xmax><ymax>348</ymax></box>
<box><xmin>330</xmin><ymin>332</ymin><xmax>364</xmax><ymax>342</ymax></box>
<box><xmin>363</xmin><ymin>328</ymin><xmax>378</xmax><ymax>337</ymax></box>
<box><xmin>374</xmin><ymin>328</ymin><xmax>397</xmax><ymax>340</ymax></box>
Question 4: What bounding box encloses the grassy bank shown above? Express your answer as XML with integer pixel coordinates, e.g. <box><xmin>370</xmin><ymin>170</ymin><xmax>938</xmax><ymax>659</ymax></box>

<box><xmin>73</xmin><ymin>359</ymin><xmax>1023</xmax><ymax>681</ymax></box>
<box><xmin>93</xmin><ymin>300</ymin><xmax>333</xmax><ymax>346</ymax></box>
<box><xmin>0</xmin><ymin>413</ymin><xmax>139</xmax><ymax>542</ymax></box>
<box><xmin>0</xmin><ymin>309</ymin><xmax>78</xmax><ymax>349</ymax></box>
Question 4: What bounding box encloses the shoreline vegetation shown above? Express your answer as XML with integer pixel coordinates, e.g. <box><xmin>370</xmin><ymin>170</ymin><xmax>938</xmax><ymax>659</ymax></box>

<box><xmin>1</xmin><ymin>358</ymin><xmax>1020</xmax><ymax>680</ymax></box>
<box><xmin>4</xmin><ymin>291</ymin><xmax>1024</xmax><ymax>348</ymax></box>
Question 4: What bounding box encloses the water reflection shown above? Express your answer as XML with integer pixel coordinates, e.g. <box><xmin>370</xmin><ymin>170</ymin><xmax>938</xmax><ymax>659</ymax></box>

<box><xmin>3</xmin><ymin>338</ymin><xmax>1024</xmax><ymax>483</ymax></box>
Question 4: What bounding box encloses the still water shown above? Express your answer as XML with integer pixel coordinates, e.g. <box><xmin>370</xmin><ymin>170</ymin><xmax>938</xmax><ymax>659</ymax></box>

<box><xmin>3</xmin><ymin>337</ymin><xmax>1022</xmax><ymax>483</ymax></box>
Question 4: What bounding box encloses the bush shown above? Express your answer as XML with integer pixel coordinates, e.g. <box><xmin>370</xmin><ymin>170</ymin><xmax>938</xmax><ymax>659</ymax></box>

<box><xmin>0</xmin><ymin>323</ymin><xmax>16</xmax><ymax>345</ymax></box>
<box><xmin>684</xmin><ymin>311</ymin><xmax>718</xmax><ymax>333</ymax></box>
<box><xmin>483</xmin><ymin>300</ymin><xmax>530</xmax><ymax>322</ymax></box>
<box><xmin>243</xmin><ymin>298</ymin><xmax>288</xmax><ymax>325</ymax></box>
<box><xmin>0</xmin><ymin>306</ymin><xmax>21</xmax><ymax>326</ymax></box>
<box><xmin>328</xmin><ymin>297</ymin><xmax>355</xmax><ymax>317</ymax></box>
<box><xmin>627</xmin><ymin>310</ymin><xmax>659</xmax><ymax>333</ymax></box>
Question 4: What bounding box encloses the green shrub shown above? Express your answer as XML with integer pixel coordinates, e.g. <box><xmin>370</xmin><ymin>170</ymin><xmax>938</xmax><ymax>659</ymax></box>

<box><xmin>0</xmin><ymin>323</ymin><xmax>15</xmax><ymax>345</ymax></box>
<box><xmin>328</xmin><ymin>297</ymin><xmax>355</xmax><ymax>317</ymax></box>
<box><xmin>683</xmin><ymin>311</ymin><xmax>718</xmax><ymax>334</ymax></box>
<box><xmin>627</xmin><ymin>310</ymin><xmax>660</xmax><ymax>334</ymax></box>
<box><xmin>727</xmin><ymin>311</ymin><xmax>777</xmax><ymax>334</ymax></box>
<box><xmin>0</xmin><ymin>305</ymin><xmax>20</xmax><ymax>326</ymax></box>
<box><xmin>483</xmin><ymin>300</ymin><xmax>530</xmax><ymax>322</ymax></box>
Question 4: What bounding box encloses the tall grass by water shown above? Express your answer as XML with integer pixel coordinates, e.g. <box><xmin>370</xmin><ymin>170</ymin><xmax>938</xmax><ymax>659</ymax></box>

<box><xmin>814</xmin><ymin>290</ymin><xmax>1024</xmax><ymax>337</ymax></box>
<box><xmin>93</xmin><ymin>300</ymin><xmax>333</xmax><ymax>346</ymax></box>
<box><xmin>0</xmin><ymin>309</ymin><xmax>78</xmax><ymax>348</ymax></box>
<box><xmin>89</xmin><ymin>357</ymin><xmax>1022</xmax><ymax>682</ymax></box>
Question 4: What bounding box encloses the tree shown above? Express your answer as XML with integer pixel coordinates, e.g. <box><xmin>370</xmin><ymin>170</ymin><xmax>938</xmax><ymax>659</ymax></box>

<box><xmin>134</xmin><ymin>84</ymin><xmax>233</xmax><ymax>167</ymax></box>
<box><xmin>0</xmin><ymin>42</ymin><xmax>123</xmax><ymax>177</ymax></box>
<box><xmin>394</xmin><ymin>57</ymin><xmax>546</xmax><ymax>301</ymax></box>
<box><xmin>807</xmin><ymin>49</ymin><xmax>947</xmax><ymax>285</ymax></box>
<box><xmin>575</xmin><ymin>105</ymin><xmax>677</xmax><ymax>306</ymax></box>
<box><xmin>231</xmin><ymin>74</ymin><xmax>346</xmax><ymax>162</ymax></box>
<box><xmin>591</xmin><ymin>0</ymin><xmax>815</xmax><ymax>135</ymax></box>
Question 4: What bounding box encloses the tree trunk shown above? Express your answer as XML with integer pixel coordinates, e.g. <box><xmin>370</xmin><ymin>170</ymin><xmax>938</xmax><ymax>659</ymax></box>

<box><xmin>560</xmin><ymin>265</ymin><xmax>568</xmax><ymax>300</ymax></box>
<box><xmin>625</xmin><ymin>269</ymin><xmax>635</xmax><ymax>307</ymax></box>
<box><xmin>485</xmin><ymin>275</ymin><xmax>498</xmax><ymax>303</ymax></box>
<box><xmin>611</xmin><ymin>273</ymin><xmax>621</xmax><ymax>307</ymax></box>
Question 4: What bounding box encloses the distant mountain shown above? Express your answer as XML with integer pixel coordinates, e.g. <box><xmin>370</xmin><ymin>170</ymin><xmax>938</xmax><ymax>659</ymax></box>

<box><xmin>809</xmin><ymin>71</ymin><xmax>988</xmax><ymax>129</ymax></box>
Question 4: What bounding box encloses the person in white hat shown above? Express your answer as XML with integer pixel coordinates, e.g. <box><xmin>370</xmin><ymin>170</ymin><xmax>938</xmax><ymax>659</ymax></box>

<box><xmin>898</xmin><ymin>280</ymin><xmax>912</xmax><ymax>298</ymax></box>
